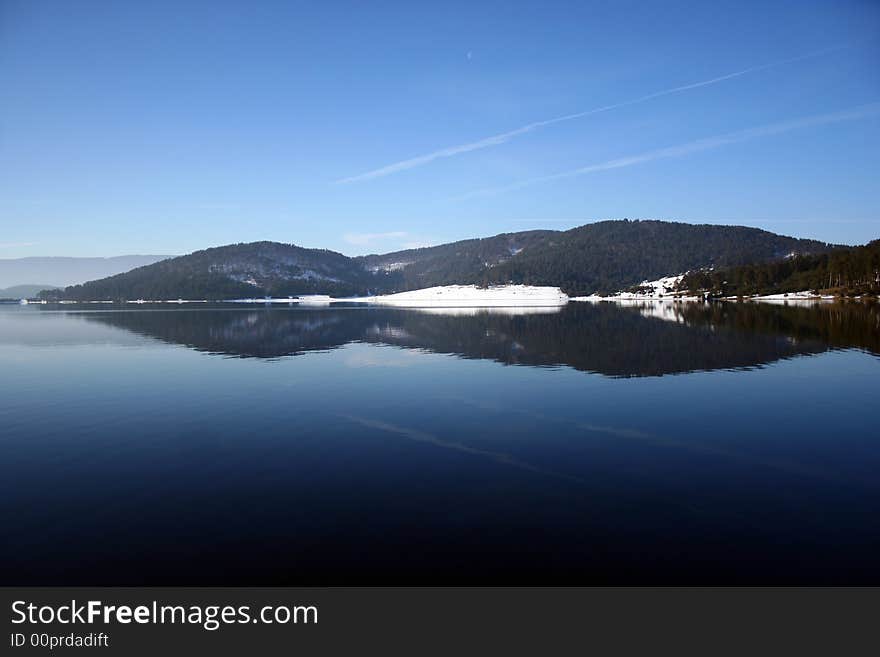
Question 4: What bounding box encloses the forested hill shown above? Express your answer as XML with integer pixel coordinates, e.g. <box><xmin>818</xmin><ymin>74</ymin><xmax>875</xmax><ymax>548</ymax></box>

<box><xmin>475</xmin><ymin>220</ymin><xmax>837</xmax><ymax>294</ymax></box>
<box><xmin>46</xmin><ymin>242</ymin><xmax>382</xmax><ymax>301</ymax></box>
<box><xmin>40</xmin><ymin>221</ymin><xmax>840</xmax><ymax>301</ymax></box>
<box><xmin>360</xmin><ymin>220</ymin><xmax>836</xmax><ymax>295</ymax></box>
<box><xmin>680</xmin><ymin>239</ymin><xmax>880</xmax><ymax>297</ymax></box>
<box><xmin>356</xmin><ymin>230</ymin><xmax>554</xmax><ymax>287</ymax></box>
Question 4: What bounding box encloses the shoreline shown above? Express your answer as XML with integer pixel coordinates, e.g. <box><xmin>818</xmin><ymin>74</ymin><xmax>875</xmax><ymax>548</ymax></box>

<box><xmin>13</xmin><ymin>282</ymin><xmax>876</xmax><ymax>306</ymax></box>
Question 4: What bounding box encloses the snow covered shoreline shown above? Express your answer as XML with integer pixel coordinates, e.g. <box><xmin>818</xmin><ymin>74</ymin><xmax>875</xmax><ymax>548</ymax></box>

<box><xmin>344</xmin><ymin>284</ymin><xmax>569</xmax><ymax>307</ymax></box>
<box><xmin>222</xmin><ymin>284</ymin><xmax>569</xmax><ymax>307</ymax></box>
<box><xmin>570</xmin><ymin>275</ymin><xmax>704</xmax><ymax>302</ymax></box>
<box><xmin>747</xmin><ymin>291</ymin><xmax>836</xmax><ymax>301</ymax></box>
<box><xmin>574</xmin><ymin>293</ymin><xmax>840</xmax><ymax>304</ymax></box>
<box><xmin>26</xmin><ymin>282</ymin><xmax>865</xmax><ymax>306</ymax></box>
<box><xmin>569</xmin><ymin>275</ymin><xmax>844</xmax><ymax>303</ymax></box>
<box><xmin>32</xmin><ymin>284</ymin><xmax>569</xmax><ymax>307</ymax></box>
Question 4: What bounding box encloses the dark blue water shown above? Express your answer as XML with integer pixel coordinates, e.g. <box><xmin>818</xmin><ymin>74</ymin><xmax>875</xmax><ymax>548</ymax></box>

<box><xmin>1</xmin><ymin>301</ymin><xmax>878</xmax><ymax>584</ymax></box>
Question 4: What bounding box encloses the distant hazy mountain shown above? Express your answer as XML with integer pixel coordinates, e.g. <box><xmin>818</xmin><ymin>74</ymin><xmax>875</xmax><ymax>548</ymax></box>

<box><xmin>0</xmin><ymin>284</ymin><xmax>59</xmax><ymax>299</ymax></box>
<box><xmin>0</xmin><ymin>255</ymin><xmax>171</xmax><ymax>289</ymax></box>
<box><xmin>41</xmin><ymin>221</ymin><xmax>843</xmax><ymax>301</ymax></box>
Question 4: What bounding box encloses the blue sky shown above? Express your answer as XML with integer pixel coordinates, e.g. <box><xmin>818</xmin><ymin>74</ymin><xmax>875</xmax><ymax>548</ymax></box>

<box><xmin>1</xmin><ymin>0</ymin><xmax>878</xmax><ymax>257</ymax></box>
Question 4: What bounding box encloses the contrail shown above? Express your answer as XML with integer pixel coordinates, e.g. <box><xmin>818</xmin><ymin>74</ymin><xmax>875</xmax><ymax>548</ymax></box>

<box><xmin>337</xmin><ymin>413</ymin><xmax>589</xmax><ymax>485</ymax></box>
<box><xmin>452</xmin><ymin>102</ymin><xmax>880</xmax><ymax>200</ymax></box>
<box><xmin>448</xmin><ymin>396</ymin><xmax>875</xmax><ymax>488</ymax></box>
<box><xmin>335</xmin><ymin>45</ymin><xmax>847</xmax><ymax>184</ymax></box>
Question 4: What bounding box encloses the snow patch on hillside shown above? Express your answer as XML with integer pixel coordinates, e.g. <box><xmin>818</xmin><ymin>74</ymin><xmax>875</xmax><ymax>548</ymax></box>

<box><xmin>571</xmin><ymin>274</ymin><xmax>699</xmax><ymax>301</ymax></box>
<box><xmin>295</xmin><ymin>270</ymin><xmax>341</xmax><ymax>282</ymax></box>
<box><xmin>367</xmin><ymin>261</ymin><xmax>412</xmax><ymax>273</ymax></box>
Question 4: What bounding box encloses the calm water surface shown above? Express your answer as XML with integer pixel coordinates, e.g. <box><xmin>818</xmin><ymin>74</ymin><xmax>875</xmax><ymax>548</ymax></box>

<box><xmin>1</xmin><ymin>301</ymin><xmax>878</xmax><ymax>584</ymax></box>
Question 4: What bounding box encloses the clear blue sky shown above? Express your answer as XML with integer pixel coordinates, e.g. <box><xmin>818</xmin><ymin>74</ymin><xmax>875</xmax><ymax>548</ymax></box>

<box><xmin>1</xmin><ymin>0</ymin><xmax>878</xmax><ymax>257</ymax></box>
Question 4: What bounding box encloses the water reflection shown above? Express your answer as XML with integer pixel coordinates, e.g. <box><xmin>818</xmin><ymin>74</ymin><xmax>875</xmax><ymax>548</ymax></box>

<box><xmin>3</xmin><ymin>300</ymin><xmax>879</xmax><ymax>585</ymax></box>
<box><xmin>33</xmin><ymin>300</ymin><xmax>880</xmax><ymax>376</ymax></box>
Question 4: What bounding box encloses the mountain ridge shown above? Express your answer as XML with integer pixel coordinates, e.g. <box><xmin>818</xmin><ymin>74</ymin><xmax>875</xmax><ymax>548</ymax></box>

<box><xmin>39</xmin><ymin>220</ymin><xmax>845</xmax><ymax>301</ymax></box>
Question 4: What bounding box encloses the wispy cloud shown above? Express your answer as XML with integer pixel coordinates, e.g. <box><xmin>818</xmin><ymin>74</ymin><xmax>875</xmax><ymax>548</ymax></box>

<box><xmin>342</xmin><ymin>231</ymin><xmax>437</xmax><ymax>251</ymax></box>
<box><xmin>453</xmin><ymin>102</ymin><xmax>880</xmax><ymax>200</ymax></box>
<box><xmin>0</xmin><ymin>242</ymin><xmax>38</xmax><ymax>249</ymax></box>
<box><xmin>335</xmin><ymin>45</ymin><xmax>846</xmax><ymax>184</ymax></box>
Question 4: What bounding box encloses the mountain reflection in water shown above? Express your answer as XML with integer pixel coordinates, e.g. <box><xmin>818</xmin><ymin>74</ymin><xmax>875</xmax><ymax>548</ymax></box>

<box><xmin>66</xmin><ymin>300</ymin><xmax>880</xmax><ymax>377</ymax></box>
<box><xmin>3</xmin><ymin>300</ymin><xmax>879</xmax><ymax>585</ymax></box>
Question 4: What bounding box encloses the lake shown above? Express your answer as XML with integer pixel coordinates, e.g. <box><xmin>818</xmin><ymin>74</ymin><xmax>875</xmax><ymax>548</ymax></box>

<box><xmin>1</xmin><ymin>300</ymin><xmax>878</xmax><ymax>584</ymax></box>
